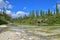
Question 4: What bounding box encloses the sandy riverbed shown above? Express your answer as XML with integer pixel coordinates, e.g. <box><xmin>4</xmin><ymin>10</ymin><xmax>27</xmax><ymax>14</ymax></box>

<box><xmin>0</xmin><ymin>30</ymin><xmax>40</xmax><ymax>40</ymax></box>
<box><xmin>0</xmin><ymin>25</ymin><xmax>7</xmax><ymax>27</ymax></box>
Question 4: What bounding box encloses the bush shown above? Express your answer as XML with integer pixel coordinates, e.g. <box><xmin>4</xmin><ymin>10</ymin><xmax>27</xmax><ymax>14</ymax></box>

<box><xmin>55</xmin><ymin>17</ymin><xmax>60</xmax><ymax>24</ymax></box>
<box><xmin>0</xmin><ymin>19</ymin><xmax>8</xmax><ymax>25</ymax></box>
<box><xmin>46</xmin><ymin>17</ymin><xmax>56</xmax><ymax>25</ymax></box>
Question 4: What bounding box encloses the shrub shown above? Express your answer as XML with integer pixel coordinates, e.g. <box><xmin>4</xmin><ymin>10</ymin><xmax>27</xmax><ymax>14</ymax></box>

<box><xmin>46</xmin><ymin>17</ymin><xmax>56</xmax><ymax>25</ymax></box>
<box><xmin>0</xmin><ymin>19</ymin><xmax>8</xmax><ymax>25</ymax></box>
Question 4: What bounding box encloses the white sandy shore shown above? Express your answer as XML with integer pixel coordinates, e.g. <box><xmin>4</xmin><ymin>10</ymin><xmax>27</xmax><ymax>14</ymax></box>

<box><xmin>0</xmin><ymin>30</ymin><xmax>60</xmax><ymax>40</ymax></box>
<box><xmin>0</xmin><ymin>25</ymin><xmax>60</xmax><ymax>40</ymax></box>
<box><xmin>0</xmin><ymin>25</ymin><xmax>7</xmax><ymax>27</ymax></box>
<box><xmin>0</xmin><ymin>31</ymin><xmax>39</xmax><ymax>40</ymax></box>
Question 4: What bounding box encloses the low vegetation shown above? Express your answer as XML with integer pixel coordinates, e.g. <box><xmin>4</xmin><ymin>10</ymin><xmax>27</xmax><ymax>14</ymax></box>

<box><xmin>12</xmin><ymin>4</ymin><xmax>60</xmax><ymax>26</ymax></box>
<box><xmin>0</xmin><ymin>4</ymin><xmax>60</xmax><ymax>26</ymax></box>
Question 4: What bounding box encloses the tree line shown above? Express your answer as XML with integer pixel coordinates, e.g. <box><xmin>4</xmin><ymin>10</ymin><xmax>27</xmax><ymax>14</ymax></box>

<box><xmin>13</xmin><ymin>4</ymin><xmax>60</xmax><ymax>26</ymax></box>
<box><xmin>0</xmin><ymin>4</ymin><xmax>60</xmax><ymax>25</ymax></box>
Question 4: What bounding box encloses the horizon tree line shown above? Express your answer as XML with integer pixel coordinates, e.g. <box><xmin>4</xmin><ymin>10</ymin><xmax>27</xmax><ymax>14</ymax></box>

<box><xmin>0</xmin><ymin>3</ymin><xmax>60</xmax><ymax>25</ymax></box>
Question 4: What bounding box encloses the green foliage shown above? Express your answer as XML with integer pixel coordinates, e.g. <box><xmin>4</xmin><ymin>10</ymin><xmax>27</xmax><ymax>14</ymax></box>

<box><xmin>56</xmin><ymin>4</ymin><xmax>59</xmax><ymax>17</ymax></box>
<box><xmin>0</xmin><ymin>4</ymin><xmax>59</xmax><ymax>26</ymax></box>
<box><xmin>0</xmin><ymin>19</ymin><xmax>8</xmax><ymax>25</ymax></box>
<box><xmin>36</xmin><ymin>10</ymin><xmax>39</xmax><ymax>17</ymax></box>
<box><xmin>55</xmin><ymin>17</ymin><xmax>60</xmax><ymax>24</ymax></box>
<box><xmin>47</xmin><ymin>9</ymin><xmax>51</xmax><ymax>16</ymax></box>
<box><xmin>30</xmin><ymin>10</ymin><xmax>35</xmax><ymax>18</ymax></box>
<box><xmin>40</xmin><ymin>10</ymin><xmax>43</xmax><ymax>16</ymax></box>
<box><xmin>0</xmin><ymin>7</ymin><xmax>12</xmax><ymax>24</ymax></box>
<box><xmin>46</xmin><ymin>17</ymin><xmax>56</xmax><ymax>25</ymax></box>
<box><xmin>13</xmin><ymin>3</ymin><xmax>60</xmax><ymax>26</ymax></box>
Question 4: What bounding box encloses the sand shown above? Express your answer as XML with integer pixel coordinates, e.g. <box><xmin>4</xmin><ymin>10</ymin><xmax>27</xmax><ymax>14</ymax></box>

<box><xmin>0</xmin><ymin>25</ymin><xmax>7</xmax><ymax>27</ymax></box>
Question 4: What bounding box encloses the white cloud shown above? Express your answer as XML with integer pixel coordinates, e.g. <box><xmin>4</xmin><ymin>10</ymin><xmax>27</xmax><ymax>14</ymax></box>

<box><xmin>58</xmin><ymin>4</ymin><xmax>60</xmax><ymax>8</ymax></box>
<box><xmin>0</xmin><ymin>0</ymin><xmax>3</xmax><ymax>2</ymax></box>
<box><xmin>0</xmin><ymin>0</ymin><xmax>13</xmax><ymax>9</ymax></box>
<box><xmin>16</xmin><ymin>11</ymin><xmax>29</xmax><ymax>17</ymax></box>
<box><xmin>23</xmin><ymin>7</ymin><xmax>27</xmax><ymax>10</ymax></box>
<box><xmin>17</xmin><ymin>11</ymin><xmax>28</xmax><ymax>15</ymax></box>
<box><xmin>6</xmin><ymin>10</ymin><xmax>29</xmax><ymax>18</ymax></box>
<box><xmin>6</xmin><ymin>10</ymin><xmax>16</xmax><ymax>18</ymax></box>
<box><xmin>5</xmin><ymin>1</ymin><xmax>10</xmax><ymax>4</ymax></box>
<box><xmin>0</xmin><ymin>0</ymin><xmax>6</xmax><ymax>8</ymax></box>
<box><xmin>53</xmin><ymin>4</ymin><xmax>60</xmax><ymax>9</ymax></box>
<box><xmin>7</xmin><ymin>4</ymin><xmax>13</xmax><ymax>9</ymax></box>
<box><xmin>6</xmin><ymin>10</ymin><xmax>12</xmax><ymax>15</ymax></box>
<box><xmin>6</xmin><ymin>10</ymin><xmax>17</xmax><ymax>18</ymax></box>
<box><xmin>0</xmin><ymin>0</ymin><xmax>28</xmax><ymax>18</ymax></box>
<box><xmin>5</xmin><ymin>1</ymin><xmax>13</xmax><ymax>9</ymax></box>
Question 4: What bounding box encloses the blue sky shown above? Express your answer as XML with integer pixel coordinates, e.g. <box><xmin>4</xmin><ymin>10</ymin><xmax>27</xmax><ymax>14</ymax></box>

<box><xmin>7</xmin><ymin>0</ymin><xmax>60</xmax><ymax>12</ymax></box>
<box><xmin>0</xmin><ymin>0</ymin><xmax>60</xmax><ymax>18</ymax></box>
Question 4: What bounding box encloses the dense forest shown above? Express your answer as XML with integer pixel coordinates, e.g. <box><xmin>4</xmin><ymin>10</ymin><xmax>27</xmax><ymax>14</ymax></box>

<box><xmin>0</xmin><ymin>4</ymin><xmax>60</xmax><ymax>26</ymax></box>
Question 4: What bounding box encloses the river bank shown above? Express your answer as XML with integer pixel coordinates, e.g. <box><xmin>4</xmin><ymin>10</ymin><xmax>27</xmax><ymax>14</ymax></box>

<box><xmin>0</xmin><ymin>24</ymin><xmax>60</xmax><ymax>40</ymax></box>
<box><xmin>0</xmin><ymin>25</ymin><xmax>7</xmax><ymax>27</ymax></box>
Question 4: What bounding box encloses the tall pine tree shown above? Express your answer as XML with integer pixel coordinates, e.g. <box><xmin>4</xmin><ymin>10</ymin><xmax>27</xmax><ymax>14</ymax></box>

<box><xmin>48</xmin><ymin>9</ymin><xmax>51</xmax><ymax>16</ymax></box>
<box><xmin>30</xmin><ymin>10</ymin><xmax>35</xmax><ymax>18</ymax></box>
<box><xmin>40</xmin><ymin>10</ymin><xmax>43</xmax><ymax>16</ymax></box>
<box><xmin>40</xmin><ymin>10</ymin><xmax>45</xmax><ymax>17</ymax></box>
<box><xmin>56</xmin><ymin>4</ymin><xmax>59</xmax><ymax>17</ymax></box>
<box><xmin>36</xmin><ymin>10</ymin><xmax>39</xmax><ymax>17</ymax></box>
<box><xmin>29</xmin><ymin>10</ymin><xmax>35</xmax><ymax>18</ymax></box>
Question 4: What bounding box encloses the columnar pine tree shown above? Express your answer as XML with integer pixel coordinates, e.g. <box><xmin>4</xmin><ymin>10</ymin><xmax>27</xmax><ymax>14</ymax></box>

<box><xmin>40</xmin><ymin>10</ymin><xmax>43</xmax><ymax>16</ymax></box>
<box><xmin>3</xmin><ymin>7</ymin><xmax>12</xmax><ymax>21</ymax></box>
<box><xmin>40</xmin><ymin>10</ymin><xmax>45</xmax><ymax>17</ymax></box>
<box><xmin>54</xmin><ymin>10</ymin><xmax>55</xmax><ymax>15</ymax></box>
<box><xmin>3</xmin><ymin>7</ymin><xmax>6</xmax><ymax>18</ymax></box>
<box><xmin>29</xmin><ymin>11</ymin><xmax>31</xmax><ymax>17</ymax></box>
<box><xmin>30</xmin><ymin>10</ymin><xmax>35</xmax><ymax>18</ymax></box>
<box><xmin>23</xmin><ymin>14</ymin><xmax>27</xmax><ymax>20</ymax></box>
<box><xmin>36</xmin><ymin>10</ymin><xmax>39</xmax><ymax>17</ymax></box>
<box><xmin>56</xmin><ymin>4</ymin><xmax>59</xmax><ymax>17</ymax></box>
<box><xmin>48</xmin><ymin>9</ymin><xmax>51</xmax><ymax>16</ymax></box>
<box><xmin>42</xmin><ymin>11</ymin><xmax>44</xmax><ymax>16</ymax></box>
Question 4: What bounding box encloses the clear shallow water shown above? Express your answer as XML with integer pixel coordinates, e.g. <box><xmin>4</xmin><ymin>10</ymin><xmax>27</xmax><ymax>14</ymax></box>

<box><xmin>8</xmin><ymin>24</ymin><xmax>60</xmax><ymax>34</ymax></box>
<box><xmin>0</xmin><ymin>24</ymin><xmax>60</xmax><ymax>40</ymax></box>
